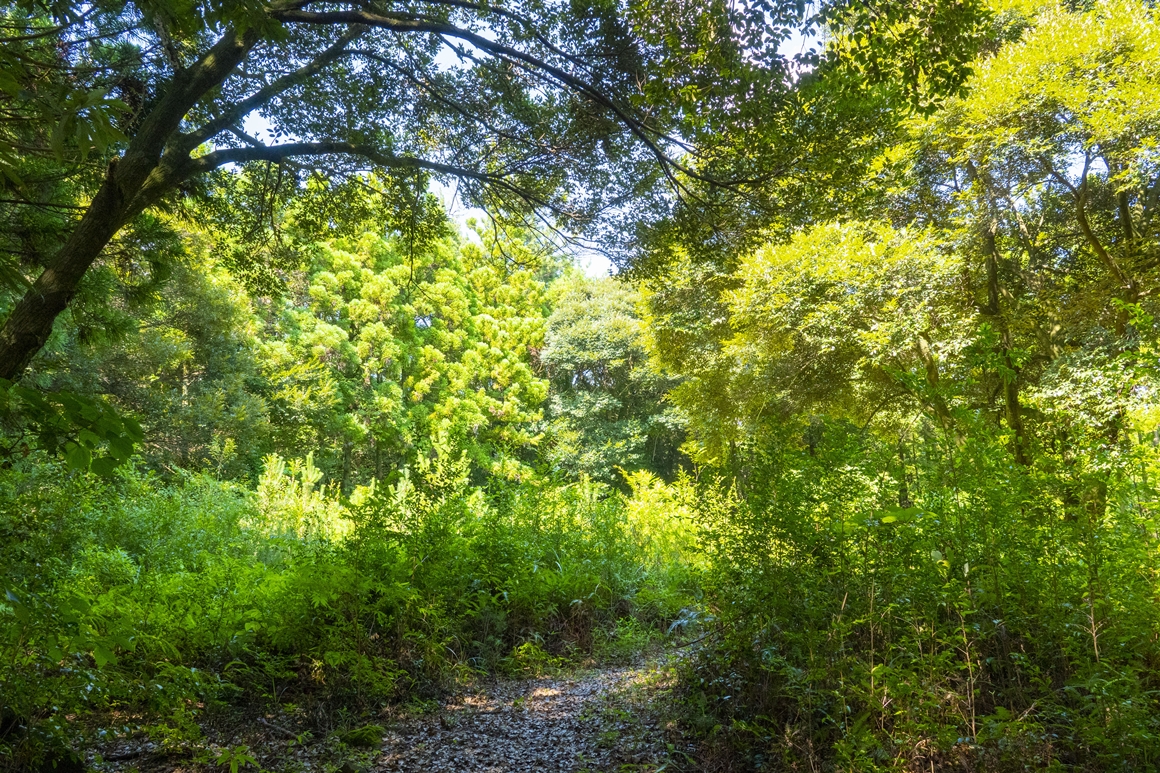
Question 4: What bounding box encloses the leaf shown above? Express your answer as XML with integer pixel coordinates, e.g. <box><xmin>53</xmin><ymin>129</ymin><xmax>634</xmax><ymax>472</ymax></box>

<box><xmin>92</xmin><ymin>643</ymin><xmax>117</xmax><ymax>668</ymax></box>
<box><xmin>107</xmin><ymin>434</ymin><xmax>135</xmax><ymax>461</ymax></box>
<box><xmin>91</xmin><ymin>456</ymin><xmax>120</xmax><ymax>478</ymax></box>
<box><xmin>77</xmin><ymin>429</ymin><xmax>101</xmax><ymax>447</ymax></box>
<box><xmin>96</xmin><ymin>414</ymin><xmax>125</xmax><ymax>437</ymax></box>
<box><xmin>65</xmin><ymin>443</ymin><xmax>91</xmax><ymax>471</ymax></box>
<box><xmin>880</xmin><ymin>506</ymin><xmax>922</xmax><ymax>524</ymax></box>
<box><xmin>122</xmin><ymin>416</ymin><xmax>144</xmax><ymax>442</ymax></box>
<box><xmin>68</xmin><ymin>595</ymin><xmax>92</xmax><ymax>614</ymax></box>
<box><xmin>45</xmin><ymin>641</ymin><xmax>65</xmax><ymax>663</ymax></box>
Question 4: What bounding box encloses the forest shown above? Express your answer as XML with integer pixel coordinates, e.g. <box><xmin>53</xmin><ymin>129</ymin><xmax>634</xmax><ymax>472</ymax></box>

<box><xmin>1</xmin><ymin>0</ymin><xmax>1159</xmax><ymax>771</ymax></box>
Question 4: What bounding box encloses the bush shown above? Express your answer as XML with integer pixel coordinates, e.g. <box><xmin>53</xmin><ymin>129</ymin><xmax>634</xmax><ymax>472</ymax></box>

<box><xmin>674</xmin><ymin>418</ymin><xmax>1160</xmax><ymax>771</ymax></box>
<box><xmin>0</xmin><ymin>453</ymin><xmax>700</xmax><ymax>768</ymax></box>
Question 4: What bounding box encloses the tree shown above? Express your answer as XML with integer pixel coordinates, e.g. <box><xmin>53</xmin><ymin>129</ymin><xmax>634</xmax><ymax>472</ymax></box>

<box><xmin>261</xmin><ymin>222</ymin><xmax>552</xmax><ymax>489</ymax></box>
<box><xmin>0</xmin><ymin>0</ymin><xmax>992</xmax><ymax>383</ymax></box>
<box><xmin>540</xmin><ymin>274</ymin><xmax>683</xmax><ymax>483</ymax></box>
<box><xmin>29</xmin><ymin>227</ymin><xmax>272</xmax><ymax>479</ymax></box>
<box><xmin>0</xmin><ymin>0</ymin><xmax>731</xmax><ymax>379</ymax></box>
<box><xmin>648</xmin><ymin>0</ymin><xmax>1160</xmax><ymax>465</ymax></box>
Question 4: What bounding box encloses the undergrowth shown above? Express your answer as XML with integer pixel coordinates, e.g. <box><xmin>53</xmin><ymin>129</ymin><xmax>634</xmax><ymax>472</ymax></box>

<box><xmin>0</xmin><ymin>456</ymin><xmax>699</xmax><ymax>770</ymax></box>
<box><xmin>667</xmin><ymin>418</ymin><xmax>1160</xmax><ymax>772</ymax></box>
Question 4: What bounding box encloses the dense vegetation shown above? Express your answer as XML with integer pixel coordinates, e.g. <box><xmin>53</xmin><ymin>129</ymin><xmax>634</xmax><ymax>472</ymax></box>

<box><xmin>646</xmin><ymin>2</ymin><xmax>1160</xmax><ymax>768</ymax></box>
<box><xmin>3</xmin><ymin>0</ymin><xmax>1160</xmax><ymax>771</ymax></box>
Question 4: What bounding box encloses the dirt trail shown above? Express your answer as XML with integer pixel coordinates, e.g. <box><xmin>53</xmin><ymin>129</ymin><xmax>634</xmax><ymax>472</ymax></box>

<box><xmin>375</xmin><ymin>665</ymin><xmax>668</xmax><ymax>772</ymax></box>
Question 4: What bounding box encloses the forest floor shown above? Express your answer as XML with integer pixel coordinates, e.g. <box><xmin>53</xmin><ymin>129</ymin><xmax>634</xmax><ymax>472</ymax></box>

<box><xmin>374</xmin><ymin>664</ymin><xmax>675</xmax><ymax>772</ymax></box>
<box><xmin>91</xmin><ymin>660</ymin><xmax>683</xmax><ymax>773</ymax></box>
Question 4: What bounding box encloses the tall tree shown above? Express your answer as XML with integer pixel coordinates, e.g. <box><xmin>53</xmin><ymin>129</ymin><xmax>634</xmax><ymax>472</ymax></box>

<box><xmin>540</xmin><ymin>274</ymin><xmax>684</xmax><ymax>483</ymax></box>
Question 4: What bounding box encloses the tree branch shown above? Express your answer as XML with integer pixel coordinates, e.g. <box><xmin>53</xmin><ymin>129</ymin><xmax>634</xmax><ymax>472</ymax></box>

<box><xmin>180</xmin><ymin>26</ymin><xmax>366</xmax><ymax>151</ymax></box>
<box><xmin>269</xmin><ymin>8</ymin><xmax>712</xmax><ymax>186</ymax></box>
<box><xmin>351</xmin><ymin>49</ymin><xmax>556</xmax><ymax>155</ymax></box>
<box><xmin>173</xmin><ymin>140</ymin><xmax>580</xmax><ymax>220</ymax></box>
<box><xmin>402</xmin><ymin>0</ymin><xmax>601</xmax><ymax>75</ymax></box>
<box><xmin>1038</xmin><ymin>154</ymin><xmax>1131</xmax><ymax>290</ymax></box>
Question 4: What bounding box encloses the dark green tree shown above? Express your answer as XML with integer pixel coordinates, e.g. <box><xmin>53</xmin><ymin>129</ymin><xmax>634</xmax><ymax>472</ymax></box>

<box><xmin>540</xmin><ymin>274</ymin><xmax>683</xmax><ymax>483</ymax></box>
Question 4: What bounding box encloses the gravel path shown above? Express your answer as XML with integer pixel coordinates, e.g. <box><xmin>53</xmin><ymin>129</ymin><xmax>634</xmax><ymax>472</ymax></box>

<box><xmin>87</xmin><ymin>664</ymin><xmax>673</xmax><ymax>773</ymax></box>
<box><xmin>375</xmin><ymin>666</ymin><xmax>667</xmax><ymax>772</ymax></box>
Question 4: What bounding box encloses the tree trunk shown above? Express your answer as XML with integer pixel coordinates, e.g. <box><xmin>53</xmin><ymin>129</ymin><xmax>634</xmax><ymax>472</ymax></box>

<box><xmin>982</xmin><ymin>224</ymin><xmax>1029</xmax><ymax>466</ymax></box>
<box><xmin>0</xmin><ymin>30</ymin><xmax>255</xmax><ymax>380</ymax></box>
<box><xmin>341</xmin><ymin>440</ymin><xmax>353</xmax><ymax>496</ymax></box>
<box><xmin>967</xmin><ymin>160</ymin><xmax>1029</xmax><ymax>466</ymax></box>
<box><xmin>0</xmin><ymin>166</ymin><xmax>131</xmax><ymax>380</ymax></box>
<box><xmin>915</xmin><ymin>334</ymin><xmax>956</xmax><ymax>435</ymax></box>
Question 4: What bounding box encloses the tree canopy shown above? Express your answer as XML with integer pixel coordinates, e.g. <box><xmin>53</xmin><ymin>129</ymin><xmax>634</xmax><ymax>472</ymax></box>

<box><xmin>0</xmin><ymin>0</ymin><xmax>989</xmax><ymax>383</ymax></box>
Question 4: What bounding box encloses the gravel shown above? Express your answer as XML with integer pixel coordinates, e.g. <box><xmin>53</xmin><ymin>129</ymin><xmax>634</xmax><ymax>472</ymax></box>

<box><xmin>375</xmin><ymin>666</ymin><xmax>667</xmax><ymax>772</ymax></box>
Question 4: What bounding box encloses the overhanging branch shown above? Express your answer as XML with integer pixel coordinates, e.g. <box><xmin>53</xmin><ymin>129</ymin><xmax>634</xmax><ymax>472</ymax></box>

<box><xmin>180</xmin><ymin>26</ymin><xmax>366</xmax><ymax>152</ymax></box>
<box><xmin>178</xmin><ymin>140</ymin><xmax>583</xmax><ymax>220</ymax></box>
<box><xmin>268</xmin><ymin>7</ymin><xmax>714</xmax><ymax>186</ymax></box>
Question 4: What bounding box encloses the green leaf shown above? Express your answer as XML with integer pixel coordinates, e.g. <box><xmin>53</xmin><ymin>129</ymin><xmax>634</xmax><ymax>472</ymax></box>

<box><xmin>68</xmin><ymin>595</ymin><xmax>92</xmax><ymax>614</ymax></box>
<box><xmin>65</xmin><ymin>443</ymin><xmax>91</xmax><ymax>471</ymax></box>
<box><xmin>108</xmin><ymin>434</ymin><xmax>135</xmax><ymax>461</ymax></box>
<box><xmin>45</xmin><ymin>641</ymin><xmax>65</xmax><ymax>663</ymax></box>
<box><xmin>122</xmin><ymin>416</ymin><xmax>144</xmax><ymax>442</ymax></box>
<box><xmin>91</xmin><ymin>456</ymin><xmax>120</xmax><ymax>478</ymax></box>
<box><xmin>92</xmin><ymin>643</ymin><xmax>117</xmax><ymax>668</ymax></box>
<box><xmin>77</xmin><ymin>428</ymin><xmax>101</xmax><ymax>447</ymax></box>
<box><xmin>880</xmin><ymin>506</ymin><xmax>922</xmax><ymax>524</ymax></box>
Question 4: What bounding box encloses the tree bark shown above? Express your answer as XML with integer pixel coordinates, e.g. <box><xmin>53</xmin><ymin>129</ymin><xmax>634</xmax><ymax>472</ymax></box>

<box><xmin>980</xmin><ymin>225</ymin><xmax>1029</xmax><ymax>465</ymax></box>
<box><xmin>0</xmin><ymin>165</ymin><xmax>125</xmax><ymax>380</ymax></box>
<box><xmin>914</xmin><ymin>333</ymin><xmax>958</xmax><ymax>440</ymax></box>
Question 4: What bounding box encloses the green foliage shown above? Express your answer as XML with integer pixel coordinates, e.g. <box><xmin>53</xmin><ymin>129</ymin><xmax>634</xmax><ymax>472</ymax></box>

<box><xmin>501</xmin><ymin>642</ymin><xmax>565</xmax><ymax>678</ymax></box>
<box><xmin>669</xmin><ymin>407</ymin><xmax>1160</xmax><ymax>770</ymax></box>
<box><xmin>648</xmin><ymin>222</ymin><xmax>964</xmax><ymax>463</ymax></box>
<box><xmin>821</xmin><ymin>0</ymin><xmax>992</xmax><ymax>113</ymax></box>
<box><xmin>335</xmin><ymin>725</ymin><xmax>384</xmax><ymax>748</ymax></box>
<box><xmin>1</xmin><ymin>1</ymin><xmax>1156</xmax><ymax>771</ymax></box>
<box><xmin>0</xmin><ymin>451</ymin><xmax>699</xmax><ymax>765</ymax></box>
<box><xmin>213</xmin><ymin>745</ymin><xmax>257</xmax><ymax>773</ymax></box>
<box><xmin>642</xmin><ymin>1</ymin><xmax>1160</xmax><ymax>769</ymax></box>
<box><xmin>24</xmin><ymin>197</ymin><xmax>556</xmax><ymax>486</ymax></box>
<box><xmin>30</xmin><ymin>237</ymin><xmax>271</xmax><ymax>479</ymax></box>
<box><xmin>260</xmin><ymin>229</ymin><xmax>550</xmax><ymax>486</ymax></box>
<box><xmin>540</xmin><ymin>274</ymin><xmax>685</xmax><ymax>483</ymax></box>
<box><xmin>0</xmin><ymin>379</ymin><xmax>142</xmax><ymax>476</ymax></box>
